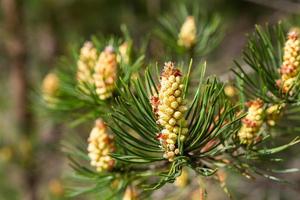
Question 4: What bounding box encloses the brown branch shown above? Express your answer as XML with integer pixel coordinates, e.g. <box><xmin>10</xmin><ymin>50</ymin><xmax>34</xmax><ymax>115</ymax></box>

<box><xmin>1</xmin><ymin>0</ymin><xmax>37</xmax><ymax>200</ymax></box>
<box><xmin>1</xmin><ymin>0</ymin><xmax>32</xmax><ymax>134</ymax></box>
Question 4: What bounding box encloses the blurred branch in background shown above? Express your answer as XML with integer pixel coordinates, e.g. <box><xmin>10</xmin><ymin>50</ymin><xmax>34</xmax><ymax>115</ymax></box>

<box><xmin>0</xmin><ymin>0</ymin><xmax>31</xmax><ymax>133</ymax></box>
<box><xmin>245</xmin><ymin>0</ymin><xmax>300</xmax><ymax>14</ymax></box>
<box><xmin>0</xmin><ymin>0</ymin><xmax>37</xmax><ymax>200</ymax></box>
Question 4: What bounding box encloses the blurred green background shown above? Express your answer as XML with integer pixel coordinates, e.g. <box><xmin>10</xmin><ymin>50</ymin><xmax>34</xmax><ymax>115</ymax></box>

<box><xmin>1</xmin><ymin>0</ymin><xmax>300</xmax><ymax>199</ymax></box>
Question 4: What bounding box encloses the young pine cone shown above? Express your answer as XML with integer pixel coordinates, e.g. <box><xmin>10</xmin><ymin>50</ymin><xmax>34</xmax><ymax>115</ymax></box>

<box><xmin>238</xmin><ymin>99</ymin><xmax>264</xmax><ymax>145</ymax></box>
<box><xmin>154</xmin><ymin>62</ymin><xmax>188</xmax><ymax>162</ymax></box>
<box><xmin>277</xmin><ymin>28</ymin><xmax>300</xmax><ymax>95</ymax></box>
<box><xmin>93</xmin><ymin>46</ymin><xmax>118</xmax><ymax>100</ymax></box>
<box><xmin>87</xmin><ymin>119</ymin><xmax>115</xmax><ymax>172</ymax></box>
<box><xmin>77</xmin><ymin>41</ymin><xmax>98</xmax><ymax>86</ymax></box>
<box><xmin>178</xmin><ymin>16</ymin><xmax>197</xmax><ymax>48</ymax></box>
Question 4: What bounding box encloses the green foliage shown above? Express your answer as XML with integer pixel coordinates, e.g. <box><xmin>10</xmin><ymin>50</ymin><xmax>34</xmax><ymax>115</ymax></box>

<box><xmin>232</xmin><ymin>23</ymin><xmax>300</xmax><ymax>102</ymax></box>
<box><xmin>156</xmin><ymin>2</ymin><xmax>223</xmax><ymax>60</ymax></box>
<box><xmin>41</xmin><ymin>32</ymin><xmax>144</xmax><ymax>126</ymax></box>
<box><xmin>43</xmin><ymin>15</ymin><xmax>300</xmax><ymax>200</ymax></box>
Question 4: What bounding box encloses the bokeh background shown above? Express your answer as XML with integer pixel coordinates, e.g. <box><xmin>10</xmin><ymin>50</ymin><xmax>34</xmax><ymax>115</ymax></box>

<box><xmin>1</xmin><ymin>0</ymin><xmax>300</xmax><ymax>199</ymax></box>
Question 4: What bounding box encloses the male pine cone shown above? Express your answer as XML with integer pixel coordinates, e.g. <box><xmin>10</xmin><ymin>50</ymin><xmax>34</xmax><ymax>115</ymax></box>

<box><xmin>87</xmin><ymin>119</ymin><xmax>115</xmax><ymax>172</ymax></box>
<box><xmin>152</xmin><ymin>62</ymin><xmax>188</xmax><ymax>162</ymax></box>
<box><xmin>77</xmin><ymin>41</ymin><xmax>98</xmax><ymax>86</ymax></box>
<box><xmin>93</xmin><ymin>46</ymin><xmax>118</xmax><ymax>100</ymax></box>
<box><xmin>277</xmin><ymin>28</ymin><xmax>300</xmax><ymax>95</ymax></box>
<box><xmin>238</xmin><ymin>99</ymin><xmax>264</xmax><ymax>145</ymax></box>
<box><xmin>266</xmin><ymin>103</ymin><xmax>285</xmax><ymax>127</ymax></box>
<box><xmin>178</xmin><ymin>16</ymin><xmax>197</xmax><ymax>49</ymax></box>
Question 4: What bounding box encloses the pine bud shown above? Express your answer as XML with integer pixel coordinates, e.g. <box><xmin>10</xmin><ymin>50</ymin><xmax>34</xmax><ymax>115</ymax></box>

<box><xmin>278</xmin><ymin>28</ymin><xmax>300</xmax><ymax>95</ymax></box>
<box><xmin>123</xmin><ymin>186</ymin><xmax>138</xmax><ymax>200</ymax></box>
<box><xmin>238</xmin><ymin>99</ymin><xmax>264</xmax><ymax>145</ymax></box>
<box><xmin>77</xmin><ymin>41</ymin><xmax>98</xmax><ymax>86</ymax></box>
<box><xmin>48</xmin><ymin>179</ymin><xmax>64</xmax><ymax>197</ymax></box>
<box><xmin>87</xmin><ymin>119</ymin><xmax>115</xmax><ymax>172</ymax></box>
<box><xmin>93</xmin><ymin>46</ymin><xmax>118</xmax><ymax>100</ymax></box>
<box><xmin>224</xmin><ymin>84</ymin><xmax>236</xmax><ymax>98</ymax></box>
<box><xmin>174</xmin><ymin>168</ymin><xmax>189</xmax><ymax>188</ymax></box>
<box><xmin>178</xmin><ymin>16</ymin><xmax>197</xmax><ymax>48</ymax></box>
<box><xmin>154</xmin><ymin>62</ymin><xmax>188</xmax><ymax>161</ymax></box>
<box><xmin>42</xmin><ymin>73</ymin><xmax>59</xmax><ymax>104</ymax></box>
<box><xmin>117</xmin><ymin>42</ymin><xmax>130</xmax><ymax>64</ymax></box>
